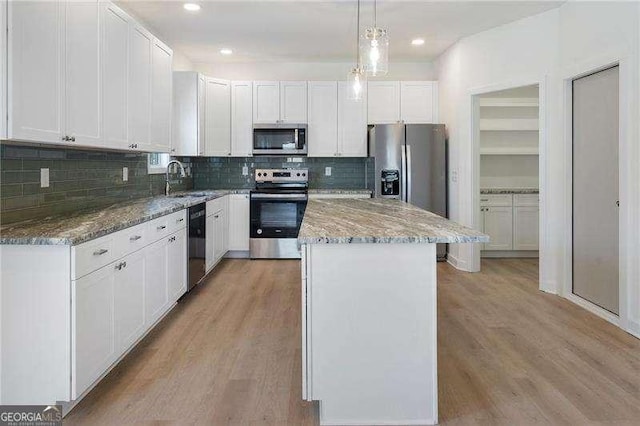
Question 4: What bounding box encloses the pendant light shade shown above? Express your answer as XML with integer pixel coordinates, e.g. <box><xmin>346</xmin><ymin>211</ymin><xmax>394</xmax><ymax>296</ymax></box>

<box><xmin>361</xmin><ymin>0</ymin><xmax>389</xmax><ymax>76</ymax></box>
<box><xmin>347</xmin><ymin>67</ymin><xmax>366</xmax><ymax>102</ymax></box>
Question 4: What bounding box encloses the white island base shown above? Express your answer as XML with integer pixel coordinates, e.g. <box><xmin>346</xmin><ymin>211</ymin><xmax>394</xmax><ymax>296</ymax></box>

<box><xmin>301</xmin><ymin>243</ymin><xmax>438</xmax><ymax>426</ymax></box>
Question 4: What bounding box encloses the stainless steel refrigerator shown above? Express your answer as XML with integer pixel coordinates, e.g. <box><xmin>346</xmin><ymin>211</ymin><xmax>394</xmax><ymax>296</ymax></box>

<box><xmin>368</xmin><ymin>124</ymin><xmax>448</xmax><ymax>260</ymax></box>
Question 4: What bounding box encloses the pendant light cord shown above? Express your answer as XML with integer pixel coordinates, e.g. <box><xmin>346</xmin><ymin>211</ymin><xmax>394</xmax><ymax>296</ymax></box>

<box><xmin>356</xmin><ymin>0</ymin><xmax>360</xmax><ymax>68</ymax></box>
<box><xmin>374</xmin><ymin>0</ymin><xmax>377</xmax><ymax>27</ymax></box>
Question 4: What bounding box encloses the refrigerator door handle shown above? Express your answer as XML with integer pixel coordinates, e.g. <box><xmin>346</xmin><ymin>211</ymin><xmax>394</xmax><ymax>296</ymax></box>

<box><xmin>406</xmin><ymin>145</ymin><xmax>412</xmax><ymax>204</ymax></box>
<box><xmin>401</xmin><ymin>146</ymin><xmax>407</xmax><ymax>202</ymax></box>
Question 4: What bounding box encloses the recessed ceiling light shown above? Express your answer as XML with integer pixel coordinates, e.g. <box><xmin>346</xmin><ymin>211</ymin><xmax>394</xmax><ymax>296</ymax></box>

<box><xmin>411</xmin><ymin>38</ymin><xmax>425</xmax><ymax>46</ymax></box>
<box><xmin>220</xmin><ymin>48</ymin><xmax>233</xmax><ymax>55</ymax></box>
<box><xmin>183</xmin><ymin>3</ymin><xmax>201</xmax><ymax>12</ymax></box>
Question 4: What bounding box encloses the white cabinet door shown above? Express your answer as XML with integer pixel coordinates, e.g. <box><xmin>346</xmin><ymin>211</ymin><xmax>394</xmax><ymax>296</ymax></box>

<box><xmin>144</xmin><ymin>238</ymin><xmax>168</xmax><ymax>326</ymax></box>
<box><xmin>400</xmin><ymin>81</ymin><xmax>437</xmax><ymax>124</ymax></box>
<box><xmin>128</xmin><ymin>24</ymin><xmax>152</xmax><ymax>150</ymax></box>
<box><xmin>205</xmin><ymin>78</ymin><xmax>231</xmax><ymax>156</ymax></box>
<box><xmin>65</xmin><ymin>1</ymin><xmax>101</xmax><ymax>147</ymax></box>
<box><xmin>367</xmin><ymin>81</ymin><xmax>400</xmax><ymax>124</ymax></box>
<box><xmin>205</xmin><ymin>213</ymin><xmax>215</xmax><ymax>272</ymax></box>
<box><xmin>171</xmin><ymin>72</ymin><xmax>205</xmax><ymax>156</ymax></box>
<box><xmin>72</xmin><ymin>264</ymin><xmax>116</xmax><ymax>398</ymax></box>
<box><xmin>197</xmin><ymin>74</ymin><xmax>206</xmax><ymax>155</ymax></box>
<box><xmin>338</xmin><ymin>81</ymin><xmax>368</xmax><ymax>157</ymax></box>
<box><xmin>308</xmin><ymin>82</ymin><xmax>338</xmax><ymax>157</ymax></box>
<box><xmin>114</xmin><ymin>250</ymin><xmax>145</xmax><ymax>355</ymax></box>
<box><xmin>150</xmin><ymin>39</ymin><xmax>172</xmax><ymax>152</ymax></box>
<box><xmin>102</xmin><ymin>3</ymin><xmax>129</xmax><ymax>150</ymax></box>
<box><xmin>8</xmin><ymin>1</ymin><xmax>64</xmax><ymax>143</ymax></box>
<box><xmin>513</xmin><ymin>206</ymin><xmax>539</xmax><ymax>250</ymax></box>
<box><xmin>231</xmin><ymin>81</ymin><xmax>253</xmax><ymax>157</ymax></box>
<box><xmin>280</xmin><ymin>81</ymin><xmax>307</xmax><ymax>123</ymax></box>
<box><xmin>483</xmin><ymin>206</ymin><xmax>513</xmax><ymax>251</ymax></box>
<box><xmin>167</xmin><ymin>229</ymin><xmax>187</xmax><ymax>302</ymax></box>
<box><xmin>253</xmin><ymin>81</ymin><xmax>280</xmax><ymax>123</ymax></box>
<box><xmin>213</xmin><ymin>209</ymin><xmax>227</xmax><ymax>262</ymax></box>
<box><xmin>228</xmin><ymin>194</ymin><xmax>250</xmax><ymax>251</ymax></box>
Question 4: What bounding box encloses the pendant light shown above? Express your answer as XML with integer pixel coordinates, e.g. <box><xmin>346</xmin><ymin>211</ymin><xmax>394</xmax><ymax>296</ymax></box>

<box><xmin>347</xmin><ymin>0</ymin><xmax>366</xmax><ymax>101</ymax></box>
<box><xmin>361</xmin><ymin>0</ymin><xmax>389</xmax><ymax>76</ymax></box>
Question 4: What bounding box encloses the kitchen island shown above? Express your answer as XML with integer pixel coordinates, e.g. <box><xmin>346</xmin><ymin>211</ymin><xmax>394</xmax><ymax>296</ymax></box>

<box><xmin>298</xmin><ymin>198</ymin><xmax>488</xmax><ymax>426</ymax></box>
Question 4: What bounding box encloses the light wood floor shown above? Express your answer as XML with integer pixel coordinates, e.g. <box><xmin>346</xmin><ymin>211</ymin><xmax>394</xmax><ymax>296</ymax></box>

<box><xmin>64</xmin><ymin>258</ymin><xmax>640</xmax><ymax>425</ymax></box>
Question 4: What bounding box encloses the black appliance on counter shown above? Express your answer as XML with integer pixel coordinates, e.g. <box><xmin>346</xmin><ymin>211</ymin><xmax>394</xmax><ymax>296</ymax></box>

<box><xmin>250</xmin><ymin>169</ymin><xmax>308</xmax><ymax>259</ymax></box>
<box><xmin>187</xmin><ymin>202</ymin><xmax>206</xmax><ymax>290</ymax></box>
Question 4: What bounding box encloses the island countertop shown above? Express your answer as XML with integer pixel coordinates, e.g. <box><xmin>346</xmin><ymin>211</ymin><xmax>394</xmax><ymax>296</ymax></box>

<box><xmin>298</xmin><ymin>198</ymin><xmax>489</xmax><ymax>244</ymax></box>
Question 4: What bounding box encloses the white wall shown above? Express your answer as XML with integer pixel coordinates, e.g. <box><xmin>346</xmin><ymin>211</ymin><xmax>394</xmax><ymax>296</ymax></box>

<box><xmin>193</xmin><ymin>61</ymin><xmax>436</xmax><ymax>81</ymax></box>
<box><xmin>437</xmin><ymin>2</ymin><xmax>640</xmax><ymax>338</ymax></box>
<box><xmin>172</xmin><ymin>50</ymin><xmax>194</xmax><ymax>72</ymax></box>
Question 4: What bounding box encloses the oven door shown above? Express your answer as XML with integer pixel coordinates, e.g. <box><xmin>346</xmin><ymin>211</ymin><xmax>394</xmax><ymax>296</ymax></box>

<box><xmin>252</xmin><ymin>126</ymin><xmax>307</xmax><ymax>155</ymax></box>
<box><xmin>250</xmin><ymin>192</ymin><xmax>308</xmax><ymax>238</ymax></box>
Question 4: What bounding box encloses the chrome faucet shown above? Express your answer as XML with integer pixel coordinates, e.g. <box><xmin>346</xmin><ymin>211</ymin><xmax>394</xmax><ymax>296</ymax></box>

<box><xmin>165</xmin><ymin>160</ymin><xmax>186</xmax><ymax>196</ymax></box>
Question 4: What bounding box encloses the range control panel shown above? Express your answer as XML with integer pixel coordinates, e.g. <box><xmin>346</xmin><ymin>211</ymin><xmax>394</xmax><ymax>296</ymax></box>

<box><xmin>255</xmin><ymin>168</ymin><xmax>308</xmax><ymax>183</ymax></box>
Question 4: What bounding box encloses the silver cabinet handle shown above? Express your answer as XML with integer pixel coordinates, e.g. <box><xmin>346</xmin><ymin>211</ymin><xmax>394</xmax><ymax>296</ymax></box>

<box><xmin>480</xmin><ymin>198</ymin><xmax>489</xmax><ymax>202</ymax></box>
<box><xmin>122</xmin><ymin>261</ymin><xmax>127</xmax><ymax>268</ymax></box>
<box><xmin>616</xmin><ymin>200</ymin><xmax>620</xmax><ymax>207</ymax></box>
<box><xmin>115</xmin><ymin>262</ymin><xmax>122</xmax><ymax>270</ymax></box>
<box><xmin>168</xmin><ymin>236</ymin><xmax>176</xmax><ymax>243</ymax></box>
<box><xmin>70</xmin><ymin>136</ymin><xmax>76</xmax><ymax>142</ymax></box>
<box><xmin>176</xmin><ymin>218</ymin><xmax>184</xmax><ymax>223</ymax></box>
<box><xmin>130</xmin><ymin>235</ymin><xmax>142</xmax><ymax>241</ymax></box>
<box><xmin>157</xmin><ymin>225</ymin><xmax>167</xmax><ymax>230</ymax></box>
<box><xmin>214</xmin><ymin>215</ymin><xmax>219</xmax><ymax>219</ymax></box>
<box><xmin>93</xmin><ymin>248</ymin><xmax>108</xmax><ymax>256</ymax></box>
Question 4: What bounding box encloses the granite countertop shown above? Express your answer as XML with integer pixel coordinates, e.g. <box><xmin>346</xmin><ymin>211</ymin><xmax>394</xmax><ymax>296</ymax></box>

<box><xmin>298</xmin><ymin>198</ymin><xmax>488</xmax><ymax>244</ymax></box>
<box><xmin>0</xmin><ymin>190</ymin><xmax>232</xmax><ymax>246</ymax></box>
<box><xmin>308</xmin><ymin>189</ymin><xmax>372</xmax><ymax>194</ymax></box>
<box><xmin>480</xmin><ymin>188</ymin><xmax>539</xmax><ymax>194</ymax></box>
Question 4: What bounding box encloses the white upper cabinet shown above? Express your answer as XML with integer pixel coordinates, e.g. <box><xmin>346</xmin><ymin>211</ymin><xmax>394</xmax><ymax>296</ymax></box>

<box><xmin>253</xmin><ymin>81</ymin><xmax>280</xmax><ymax>123</ymax></box>
<box><xmin>367</xmin><ymin>81</ymin><xmax>401</xmax><ymax>124</ymax></box>
<box><xmin>280</xmin><ymin>81</ymin><xmax>307</xmax><ymax>123</ymax></box>
<box><xmin>172</xmin><ymin>72</ymin><xmax>205</xmax><ymax>156</ymax></box>
<box><xmin>128</xmin><ymin>24</ymin><xmax>152</xmax><ymax>151</ymax></box>
<box><xmin>205</xmin><ymin>78</ymin><xmax>231</xmax><ymax>156</ymax></box>
<box><xmin>8</xmin><ymin>1</ymin><xmax>64</xmax><ymax>143</ymax></box>
<box><xmin>0</xmin><ymin>2</ymin><xmax>6</xmax><ymax>139</ymax></box>
<box><xmin>231</xmin><ymin>81</ymin><xmax>253</xmax><ymax>157</ymax></box>
<box><xmin>308</xmin><ymin>81</ymin><xmax>338</xmax><ymax>157</ymax></box>
<box><xmin>65</xmin><ymin>1</ymin><xmax>102</xmax><ymax>147</ymax></box>
<box><xmin>338</xmin><ymin>81</ymin><xmax>368</xmax><ymax>157</ymax></box>
<box><xmin>400</xmin><ymin>81</ymin><xmax>438</xmax><ymax>124</ymax></box>
<box><xmin>102</xmin><ymin>3</ymin><xmax>129</xmax><ymax>150</ymax></box>
<box><xmin>150</xmin><ymin>38</ymin><xmax>172</xmax><ymax>152</ymax></box>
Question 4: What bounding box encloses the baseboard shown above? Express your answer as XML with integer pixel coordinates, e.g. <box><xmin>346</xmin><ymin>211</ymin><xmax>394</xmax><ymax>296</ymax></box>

<box><xmin>481</xmin><ymin>250</ymin><xmax>539</xmax><ymax>258</ymax></box>
<box><xmin>565</xmin><ymin>293</ymin><xmax>620</xmax><ymax>326</ymax></box>
<box><xmin>446</xmin><ymin>253</ymin><xmax>466</xmax><ymax>271</ymax></box>
<box><xmin>224</xmin><ymin>250</ymin><xmax>249</xmax><ymax>259</ymax></box>
<box><xmin>628</xmin><ymin>320</ymin><xmax>640</xmax><ymax>340</ymax></box>
<box><xmin>539</xmin><ymin>279</ymin><xmax>558</xmax><ymax>295</ymax></box>
<box><xmin>320</xmin><ymin>418</ymin><xmax>436</xmax><ymax>426</ymax></box>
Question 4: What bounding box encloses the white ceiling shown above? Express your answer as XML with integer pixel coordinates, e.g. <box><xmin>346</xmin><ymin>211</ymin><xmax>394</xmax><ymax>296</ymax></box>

<box><xmin>118</xmin><ymin>1</ymin><xmax>564</xmax><ymax>64</ymax></box>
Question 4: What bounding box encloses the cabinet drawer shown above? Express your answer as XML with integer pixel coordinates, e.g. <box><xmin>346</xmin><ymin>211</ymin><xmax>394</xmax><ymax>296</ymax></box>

<box><xmin>147</xmin><ymin>210</ymin><xmax>185</xmax><ymax>242</ymax></box>
<box><xmin>113</xmin><ymin>222</ymin><xmax>148</xmax><ymax>259</ymax></box>
<box><xmin>72</xmin><ymin>234</ymin><xmax>116</xmax><ymax>280</ymax></box>
<box><xmin>479</xmin><ymin>194</ymin><xmax>512</xmax><ymax>207</ymax></box>
<box><xmin>514</xmin><ymin>194</ymin><xmax>539</xmax><ymax>207</ymax></box>
<box><xmin>206</xmin><ymin>196</ymin><xmax>226</xmax><ymax>217</ymax></box>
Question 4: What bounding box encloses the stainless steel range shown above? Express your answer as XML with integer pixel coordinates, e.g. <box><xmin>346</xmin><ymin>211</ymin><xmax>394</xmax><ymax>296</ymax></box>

<box><xmin>250</xmin><ymin>169</ymin><xmax>308</xmax><ymax>259</ymax></box>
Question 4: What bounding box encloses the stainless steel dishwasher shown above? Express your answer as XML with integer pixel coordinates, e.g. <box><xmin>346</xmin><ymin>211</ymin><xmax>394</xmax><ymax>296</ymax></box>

<box><xmin>187</xmin><ymin>202</ymin><xmax>206</xmax><ymax>291</ymax></box>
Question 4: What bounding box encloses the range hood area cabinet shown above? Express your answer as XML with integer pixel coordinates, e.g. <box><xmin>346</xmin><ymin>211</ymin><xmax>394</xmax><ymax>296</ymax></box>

<box><xmin>253</xmin><ymin>81</ymin><xmax>308</xmax><ymax>124</ymax></box>
<box><xmin>4</xmin><ymin>1</ymin><xmax>173</xmax><ymax>153</ymax></box>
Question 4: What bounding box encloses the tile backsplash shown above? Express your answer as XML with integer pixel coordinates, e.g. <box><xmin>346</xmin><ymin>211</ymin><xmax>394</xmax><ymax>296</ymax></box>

<box><xmin>191</xmin><ymin>156</ymin><xmax>375</xmax><ymax>190</ymax></box>
<box><xmin>0</xmin><ymin>144</ymin><xmax>191</xmax><ymax>225</ymax></box>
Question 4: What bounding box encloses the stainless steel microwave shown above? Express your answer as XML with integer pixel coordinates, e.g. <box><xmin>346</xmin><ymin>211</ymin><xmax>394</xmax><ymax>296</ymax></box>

<box><xmin>252</xmin><ymin>123</ymin><xmax>307</xmax><ymax>155</ymax></box>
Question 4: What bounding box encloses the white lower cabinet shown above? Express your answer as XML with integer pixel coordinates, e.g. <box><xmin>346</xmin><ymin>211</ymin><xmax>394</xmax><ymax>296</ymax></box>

<box><xmin>206</xmin><ymin>197</ymin><xmax>229</xmax><ymax>270</ymax></box>
<box><xmin>167</xmin><ymin>230</ymin><xmax>188</xmax><ymax>301</ymax></box>
<box><xmin>481</xmin><ymin>206</ymin><xmax>513</xmax><ymax>251</ymax></box>
<box><xmin>144</xmin><ymin>237</ymin><xmax>169</xmax><ymax>326</ymax></box>
<box><xmin>513</xmin><ymin>206</ymin><xmax>539</xmax><ymax>250</ymax></box>
<box><xmin>480</xmin><ymin>193</ymin><xmax>539</xmax><ymax>253</ymax></box>
<box><xmin>228</xmin><ymin>194</ymin><xmax>250</xmax><ymax>251</ymax></box>
<box><xmin>114</xmin><ymin>250</ymin><xmax>146</xmax><ymax>355</ymax></box>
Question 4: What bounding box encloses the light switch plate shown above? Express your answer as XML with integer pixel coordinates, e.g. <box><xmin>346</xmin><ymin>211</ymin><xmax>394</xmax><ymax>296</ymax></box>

<box><xmin>123</xmin><ymin>167</ymin><xmax>129</xmax><ymax>182</ymax></box>
<box><xmin>40</xmin><ymin>168</ymin><xmax>49</xmax><ymax>188</ymax></box>
<box><xmin>325</xmin><ymin>167</ymin><xmax>332</xmax><ymax>176</ymax></box>
<box><xmin>242</xmin><ymin>165</ymin><xmax>249</xmax><ymax>176</ymax></box>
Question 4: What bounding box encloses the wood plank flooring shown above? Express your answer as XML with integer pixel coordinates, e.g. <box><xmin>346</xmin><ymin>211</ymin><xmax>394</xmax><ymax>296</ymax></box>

<box><xmin>64</xmin><ymin>258</ymin><xmax>640</xmax><ymax>425</ymax></box>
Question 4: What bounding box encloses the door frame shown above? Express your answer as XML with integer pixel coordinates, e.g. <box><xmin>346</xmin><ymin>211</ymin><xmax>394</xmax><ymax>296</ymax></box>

<box><xmin>467</xmin><ymin>75</ymin><xmax>548</xmax><ymax>294</ymax></box>
<box><xmin>561</xmin><ymin>51</ymin><xmax>636</xmax><ymax>334</ymax></box>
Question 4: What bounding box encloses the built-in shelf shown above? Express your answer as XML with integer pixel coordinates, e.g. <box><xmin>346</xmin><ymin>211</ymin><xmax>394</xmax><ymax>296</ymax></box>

<box><xmin>480</xmin><ymin>118</ymin><xmax>539</xmax><ymax>131</ymax></box>
<box><xmin>480</xmin><ymin>147</ymin><xmax>539</xmax><ymax>155</ymax></box>
<box><xmin>479</xmin><ymin>98</ymin><xmax>539</xmax><ymax>107</ymax></box>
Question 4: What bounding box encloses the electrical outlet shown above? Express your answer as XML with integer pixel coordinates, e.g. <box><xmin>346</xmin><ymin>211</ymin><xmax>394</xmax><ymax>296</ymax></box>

<box><xmin>325</xmin><ymin>167</ymin><xmax>332</xmax><ymax>176</ymax></box>
<box><xmin>123</xmin><ymin>167</ymin><xmax>129</xmax><ymax>182</ymax></box>
<box><xmin>40</xmin><ymin>168</ymin><xmax>49</xmax><ymax>188</ymax></box>
<box><xmin>242</xmin><ymin>165</ymin><xmax>249</xmax><ymax>176</ymax></box>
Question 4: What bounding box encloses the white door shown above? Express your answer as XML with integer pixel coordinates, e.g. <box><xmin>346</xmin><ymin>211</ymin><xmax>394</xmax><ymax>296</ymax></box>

<box><xmin>338</xmin><ymin>81</ymin><xmax>368</xmax><ymax>157</ymax></box>
<box><xmin>483</xmin><ymin>206</ymin><xmax>513</xmax><ymax>251</ymax></box>
<box><xmin>205</xmin><ymin>214</ymin><xmax>215</xmax><ymax>272</ymax></box>
<box><xmin>308</xmin><ymin>82</ymin><xmax>338</xmax><ymax>157</ymax></box>
<box><xmin>280</xmin><ymin>81</ymin><xmax>308</xmax><ymax>123</ymax></box>
<box><xmin>513</xmin><ymin>206</ymin><xmax>539</xmax><ymax>250</ymax></box>
<box><xmin>400</xmin><ymin>81</ymin><xmax>437</xmax><ymax>124</ymax></box>
<box><xmin>367</xmin><ymin>81</ymin><xmax>400</xmax><ymax>124</ymax></box>
<box><xmin>167</xmin><ymin>230</ymin><xmax>187</xmax><ymax>302</ymax></box>
<box><xmin>205</xmin><ymin>78</ymin><xmax>231</xmax><ymax>156</ymax></box>
<box><xmin>253</xmin><ymin>81</ymin><xmax>280</xmax><ymax>123</ymax></box>
<box><xmin>150</xmin><ymin>38</ymin><xmax>172</xmax><ymax>152</ymax></box>
<box><xmin>72</xmin><ymin>265</ymin><xmax>116</xmax><ymax>398</ymax></box>
<box><xmin>128</xmin><ymin>24</ymin><xmax>152</xmax><ymax>150</ymax></box>
<box><xmin>8</xmin><ymin>1</ymin><xmax>64</xmax><ymax>143</ymax></box>
<box><xmin>231</xmin><ymin>81</ymin><xmax>253</xmax><ymax>157</ymax></box>
<box><xmin>65</xmin><ymin>1</ymin><xmax>101</xmax><ymax>147</ymax></box>
<box><xmin>102</xmin><ymin>3</ymin><xmax>129</xmax><ymax>150</ymax></box>
<box><xmin>114</xmin><ymin>250</ymin><xmax>145</xmax><ymax>355</ymax></box>
<box><xmin>213</xmin><ymin>209</ymin><xmax>226</xmax><ymax>262</ymax></box>
<box><xmin>228</xmin><ymin>194</ymin><xmax>250</xmax><ymax>251</ymax></box>
<box><xmin>144</xmin><ymin>238</ymin><xmax>168</xmax><ymax>326</ymax></box>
